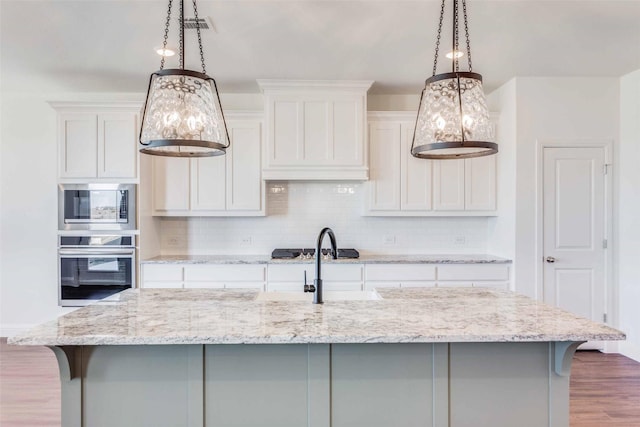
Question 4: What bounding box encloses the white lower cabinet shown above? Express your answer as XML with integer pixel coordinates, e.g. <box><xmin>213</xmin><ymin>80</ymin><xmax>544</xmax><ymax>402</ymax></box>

<box><xmin>141</xmin><ymin>264</ymin><xmax>266</xmax><ymax>290</ymax></box>
<box><xmin>365</xmin><ymin>264</ymin><xmax>510</xmax><ymax>291</ymax></box>
<box><xmin>436</xmin><ymin>264</ymin><xmax>511</xmax><ymax>290</ymax></box>
<box><xmin>267</xmin><ymin>264</ymin><xmax>363</xmax><ymax>292</ymax></box>
<box><xmin>142</xmin><ymin>262</ymin><xmax>511</xmax><ymax>292</ymax></box>
<box><xmin>364</xmin><ymin>264</ymin><xmax>436</xmax><ymax>289</ymax></box>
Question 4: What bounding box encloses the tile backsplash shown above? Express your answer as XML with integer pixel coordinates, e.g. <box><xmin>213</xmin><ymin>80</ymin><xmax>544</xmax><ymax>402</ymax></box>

<box><xmin>159</xmin><ymin>182</ymin><xmax>489</xmax><ymax>255</ymax></box>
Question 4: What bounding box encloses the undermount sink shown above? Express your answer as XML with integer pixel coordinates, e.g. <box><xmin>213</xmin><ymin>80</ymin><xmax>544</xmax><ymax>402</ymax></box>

<box><xmin>255</xmin><ymin>290</ymin><xmax>383</xmax><ymax>302</ymax></box>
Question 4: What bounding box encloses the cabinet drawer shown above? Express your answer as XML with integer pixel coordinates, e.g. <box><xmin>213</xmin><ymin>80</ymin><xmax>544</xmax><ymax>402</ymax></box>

<box><xmin>365</xmin><ymin>264</ymin><xmax>436</xmax><ymax>281</ymax></box>
<box><xmin>437</xmin><ymin>265</ymin><xmax>510</xmax><ymax>281</ymax></box>
<box><xmin>267</xmin><ymin>264</ymin><xmax>363</xmax><ymax>282</ymax></box>
<box><xmin>268</xmin><ymin>265</ymin><xmax>314</xmax><ymax>282</ymax></box>
<box><xmin>143</xmin><ymin>264</ymin><xmax>183</xmax><ymax>282</ymax></box>
<box><xmin>323</xmin><ymin>264</ymin><xmax>363</xmax><ymax>281</ymax></box>
<box><xmin>184</xmin><ymin>265</ymin><xmax>265</xmax><ymax>282</ymax></box>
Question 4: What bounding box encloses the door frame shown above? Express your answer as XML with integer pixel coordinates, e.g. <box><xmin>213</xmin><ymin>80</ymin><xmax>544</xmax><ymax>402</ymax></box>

<box><xmin>535</xmin><ymin>139</ymin><xmax>615</xmax><ymax>350</ymax></box>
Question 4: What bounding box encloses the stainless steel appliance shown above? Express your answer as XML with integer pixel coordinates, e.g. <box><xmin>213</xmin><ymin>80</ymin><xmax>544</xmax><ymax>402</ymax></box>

<box><xmin>58</xmin><ymin>183</ymin><xmax>136</xmax><ymax>231</ymax></box>
<box><xmin>59</xmin><ymin>235</ymin><xmax>135</xmax><ymax>306</ymax></box>
<box><xmin>271</xmin><ymin>248</ymin><xmax>359</xmax><ymax>259</ymax></box>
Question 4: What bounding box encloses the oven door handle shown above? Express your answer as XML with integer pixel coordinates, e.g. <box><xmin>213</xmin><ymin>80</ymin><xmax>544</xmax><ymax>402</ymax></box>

<box><xmin>58</xmin><ymin>249</ymin><xmax>135</xmax><ymax>256</ymax></box>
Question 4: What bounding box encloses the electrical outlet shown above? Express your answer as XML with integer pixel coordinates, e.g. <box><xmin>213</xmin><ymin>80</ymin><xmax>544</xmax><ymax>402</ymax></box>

<box><xmin>383</xmin><ymin>235</ymin><xmax>396</xmax><ymax>245</ymax></box>
<box><xmin>240</xmin><ymin>236</ymin><xmax>253</xmax><ymax>246</ymax></box>
<box><xmin>167</xmin><ymin>237</ymin><xmax>180</xmax><ymax>247</ymax></box>
<box><xmin>454</xmin><ymin>236</ymin><xmax>466</xmax><ymax>245</ymax></box>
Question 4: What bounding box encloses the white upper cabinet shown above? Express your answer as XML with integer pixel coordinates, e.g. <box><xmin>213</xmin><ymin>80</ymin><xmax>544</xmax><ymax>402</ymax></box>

<box><xmin>53</xmin><ymin>102</ymin><xmax>140</xmax><ymax>182</ymax></box>
<box><xmin>152</xmin><ymin>113</ymin><xmax>265</xmax><ymax>216</ymax></box>
<box><xmin>258</xmin><ymin>80</ymin><xmax>373</xmax><ymax>180</ymax></box>
<box><xmin>365</xmin><ymin>112</ymin><xmax>497</xmax><ymax>216</ymax></box>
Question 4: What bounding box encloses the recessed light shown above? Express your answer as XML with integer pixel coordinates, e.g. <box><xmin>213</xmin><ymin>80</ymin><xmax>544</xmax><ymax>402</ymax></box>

<box><xmin>155</xmin><ymin>46</ymin><xmax>176</xmax><ymax>57</ymax></box>
<box><xmin>445</xmin><ymin>50</ymin><xmax>464</xmax><ymax>59</ymax></box>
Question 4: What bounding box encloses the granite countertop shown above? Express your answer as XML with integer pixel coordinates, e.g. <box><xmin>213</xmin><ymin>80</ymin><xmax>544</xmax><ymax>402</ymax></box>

<box><xmin>9</xmin><ymin>288</ymin><xmax>623</xmax><ymax>346</ymax></box>
<box><xmin>142</xmin><ymin>254</ymin><xmax>512</xmax><ymax>265</ymax></box>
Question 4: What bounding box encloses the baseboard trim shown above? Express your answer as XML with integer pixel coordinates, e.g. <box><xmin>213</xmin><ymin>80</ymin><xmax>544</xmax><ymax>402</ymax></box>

<box><xmin>618</xmin><ymin>341</ymin><xmax>640</xmax><ymax>363</ymax></box>
<box><xmin>0</xmin><ymin>324</ymin><xmax>36</xmax><ymax>338</ymax></box>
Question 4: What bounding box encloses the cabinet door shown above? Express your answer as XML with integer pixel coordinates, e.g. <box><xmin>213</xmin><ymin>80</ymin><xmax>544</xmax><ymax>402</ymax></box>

<box><xmin>98</xmin><ymin>112</ymin><xmax>138</xmax><ymax>179</ymax></box>
<box><xmin>433</xmin><ymin>159</ymin><xmax>465</xmax><ymax>211</ymax></box>
<box><xmin>368</xmin><ymin>121</ymin><xmax>401</xmax><ymax>211</ymax></box>
<box><xmin>226</xmin><ymin>120</ymin><xmax>262</xmax><ymax>211</ymax></box>
<box><xmin>58</xmin><ymin>113</ymin><xmax>98</xmax><ymax>178</ymax></box>
<box><xmin>191</xmin><ymin>156</ymin><xmax>226</xmax><ymax>211</ymax></box>
<box><xmin>464</xmin><ymin>156</ymin><xmax>497</xmax><ymax>211</ymax></box>
<box><xmin>153</xmin><ymin>155</ymin><xmax>190</xmax><ymax>213</ymax></box>
<box><xmin>276</xmin><ymin>96</ymin><xmax>361</xmax><ymax>167</ymax></box>
<box><xmin>400</xmin><ymin>122</ymin><xmax>432</xmax><ymax>211</ymax></box>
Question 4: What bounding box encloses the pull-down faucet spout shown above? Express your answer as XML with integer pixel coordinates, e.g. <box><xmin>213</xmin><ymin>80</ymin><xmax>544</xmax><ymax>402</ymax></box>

<box><xmin>314</xmin><ymin>227</ymin><xmax>337</xmax><ymax>304</ymax></box>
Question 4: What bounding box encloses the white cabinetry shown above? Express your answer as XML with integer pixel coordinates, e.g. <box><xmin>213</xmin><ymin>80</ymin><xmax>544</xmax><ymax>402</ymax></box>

<box><xmin>436</xmin><ymin>264</ymin><xmax>510</xmax><ymax>289</ymax></box>
<box><xmin>433</xmin><ymin>156</ymin><xmax>496</xmax><ymax>211</ymax></box>
<box><xmin>267</xmin><ymin>264</ymin><xmax>363</xmax><ymax>292</ymax></box>
<box><xmin>53</xmin><ymin>102</ymin><xmax>140</xmax><ymax>181</ymax></box>
<box><xmin>364</xmin><ymin>263</ymin><xmax>510</xmax><ymax>291</ymax></box>
<box><xmin>364</xmin><ymin>264</ymin><xmax>436</xmax><ymax>290</ymax></box>
<box><xmin>258</xmin><ymin>80</ymin><xmax>373</xmax><ymax>180</ymax></box>
<box><xmin>152</xmin><ymin>113</ymin><xmax>265</xmax><ymax>216</ymax></box>
<box><xmin>141</xmin><ymin>264</ymin><xmax>266</xmax><ymax>290</ymax></box>
<box><xmin>366</xmin><ymin>112</ymin><xmax>497</xmax><ymax>216</ymax></box>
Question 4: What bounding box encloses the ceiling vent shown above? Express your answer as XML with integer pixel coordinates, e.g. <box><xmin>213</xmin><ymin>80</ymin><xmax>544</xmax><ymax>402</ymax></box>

<box><xmin>179</xmin><ymin>17</ymin><xmax>214</xmax><ymax>31</ymax></box>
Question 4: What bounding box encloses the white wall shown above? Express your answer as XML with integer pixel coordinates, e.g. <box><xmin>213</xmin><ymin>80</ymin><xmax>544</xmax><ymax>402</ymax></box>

<box><xmin>158</xmin><ymin>181</ymin><xmax>490</xmax><ymax>255</ymax></box>
<box><xmin>0</xmin><ymin>92</ymin><xmax>64</xmax><ymax>335</ymax></box>
<box><xmin>617</xmin><ymin>70</ymin><xmax>640</xmax><ymax>362</ymax></box>
<box><xmin>486</xmin><ymin>79</ymin><xmax>517</xmax><ymax>270</ymax></box>
<box><xmin>511</xmin><ymin>78</ymin><xmax>619</xmax><ymax>299</ymax></box>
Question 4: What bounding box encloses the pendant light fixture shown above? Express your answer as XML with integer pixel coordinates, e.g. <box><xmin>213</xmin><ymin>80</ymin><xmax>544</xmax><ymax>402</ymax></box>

<box><xmin>139</xmin><ymin>0</ymin><xmax>229</xmax><ymax>157</ymax></box>
<box><xmin>411</xmin><ymin>0</ymin><xmax>497</xmax><ymax>159</ymax></box>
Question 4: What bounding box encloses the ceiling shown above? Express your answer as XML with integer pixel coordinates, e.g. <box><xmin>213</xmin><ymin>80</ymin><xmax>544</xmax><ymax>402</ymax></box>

<box><xmin>2</xmin><ymin>0</ymin><xmax>640</xmax><ymax>95</ymax></box>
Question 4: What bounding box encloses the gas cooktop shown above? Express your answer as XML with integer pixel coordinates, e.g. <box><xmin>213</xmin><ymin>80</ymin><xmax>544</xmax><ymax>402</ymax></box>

<box><xmin>271</xmin><ymin>248</ymin><xmax>360</xmax><ymax>259</ymax></box>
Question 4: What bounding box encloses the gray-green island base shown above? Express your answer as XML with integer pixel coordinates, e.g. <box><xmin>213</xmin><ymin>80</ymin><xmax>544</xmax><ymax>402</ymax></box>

<box><xmin>10</xmin><ymin>288</ymin><xmax>624</xmax><ymax>427</ymax></box>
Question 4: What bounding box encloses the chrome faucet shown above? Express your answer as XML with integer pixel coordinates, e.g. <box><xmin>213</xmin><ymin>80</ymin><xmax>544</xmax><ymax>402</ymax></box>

<box><xmin>307</xmin><ymin>227</ymin><xmax>337</xmax><ymax>304</ymax></box>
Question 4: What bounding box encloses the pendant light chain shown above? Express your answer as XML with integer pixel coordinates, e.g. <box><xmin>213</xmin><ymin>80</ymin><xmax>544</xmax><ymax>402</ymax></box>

<box><xmin>159</xmin><ymin>0</ymin><xmax>174</xmax><ymax>70</ymax></box>
<box><xmin>192</xmin><ymin>0</ymin><xmax>207</xmax><ymax>74</ymax></box>
<box><xmin>432</xmin><ymin>0</ymin><xmax>446</xmax><ymax>76</ymax></box>
<box><xmin>462</xmin><ymin>0</ymin><xmax>473</xmax><ymax>72</ymax></box>
<box><xmin>454</xmin><ymin>0</ymin><xmax>460</xmax><ymax>72</ymax></box>
<box><xmin>179</xmin><ymin>0</ymin><xmax>184</xmax><ymax>69</ymax></box>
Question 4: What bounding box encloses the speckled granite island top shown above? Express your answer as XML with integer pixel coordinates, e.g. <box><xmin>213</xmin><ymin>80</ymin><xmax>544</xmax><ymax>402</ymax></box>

<box><xmin>10</xmin><ymin>288</ymin><xmax>623</xmax><ymax>346</ymax></box>
<box><xmin>142</xmin><ymin>253</ymin><xmax>512</xmax><ymax>264</ymax></box>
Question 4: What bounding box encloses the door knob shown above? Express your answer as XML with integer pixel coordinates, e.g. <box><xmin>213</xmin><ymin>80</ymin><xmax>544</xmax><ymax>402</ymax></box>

<box><xmin>546</xmin><ymin>256</ymin><xmax>556</xmax><ymax>263</ymax></box>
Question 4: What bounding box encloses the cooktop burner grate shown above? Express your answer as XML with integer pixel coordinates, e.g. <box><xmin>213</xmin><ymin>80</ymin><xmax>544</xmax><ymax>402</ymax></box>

<box><xmin>271</xmin><ymin>248</ymin><xmax>359</xmax><ymax>259</ymax></box>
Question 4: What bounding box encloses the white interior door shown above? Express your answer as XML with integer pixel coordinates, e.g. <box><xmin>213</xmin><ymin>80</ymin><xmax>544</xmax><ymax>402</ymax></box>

<box><xmin>543</xmin><ymin>147</ymin><xmax>606</xmax><ymax>348</ymax></box>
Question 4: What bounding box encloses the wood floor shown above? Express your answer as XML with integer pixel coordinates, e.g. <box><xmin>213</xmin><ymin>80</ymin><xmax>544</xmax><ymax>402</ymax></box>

<box><xmin>1</xmin><ymin>339</ymin><xmax>639</xmax><ymax>426</ymax></box>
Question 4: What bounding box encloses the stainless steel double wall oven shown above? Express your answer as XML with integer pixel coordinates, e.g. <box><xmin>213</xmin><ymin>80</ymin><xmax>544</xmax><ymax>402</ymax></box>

<box><xmin>58</xmin><ymin>184</ymin><xmax>137</xmax><ymax>306</ymax></box>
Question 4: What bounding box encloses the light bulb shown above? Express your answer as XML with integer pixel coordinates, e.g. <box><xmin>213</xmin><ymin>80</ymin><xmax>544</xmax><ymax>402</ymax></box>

<box><xmin>462</xmin><ymin>114</ymin><xmax>474</xmax><ymax>129</ymax></box>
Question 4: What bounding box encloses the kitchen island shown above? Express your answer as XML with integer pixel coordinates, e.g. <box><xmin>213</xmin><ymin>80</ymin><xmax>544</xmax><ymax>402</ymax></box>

<box><xmin>9</xmin><ymin>287</ymin><xmax>624</xmax><ymax>427</ymax></box>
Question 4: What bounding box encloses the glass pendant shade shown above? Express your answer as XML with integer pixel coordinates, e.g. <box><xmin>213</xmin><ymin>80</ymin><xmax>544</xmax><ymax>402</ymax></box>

<box><xmin>140</xmin><ymin>69</ymin><xmax>229</xmax><ymax>157</ymax></box>
<box><xmin>412</xmin><ymin>72</ymin><xmax>497</xmax><ymax>159</ymax></box>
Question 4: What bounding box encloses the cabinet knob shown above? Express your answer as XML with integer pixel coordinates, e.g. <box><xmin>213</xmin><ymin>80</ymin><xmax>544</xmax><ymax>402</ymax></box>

<box><xmin>546</xmin><ymin>256</ymin><xmax>556</xmax><ymax>263</ymax></box>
